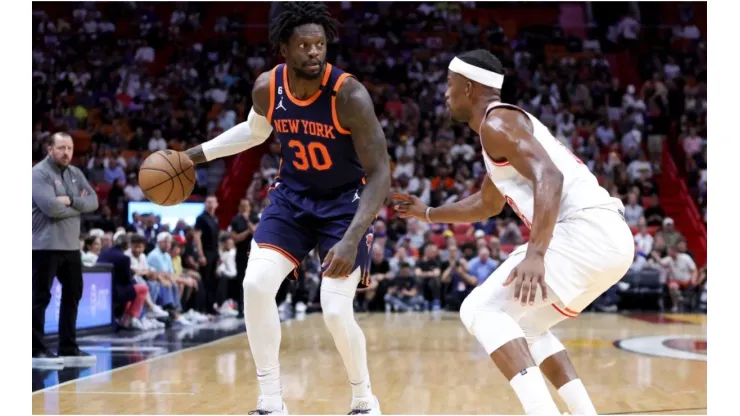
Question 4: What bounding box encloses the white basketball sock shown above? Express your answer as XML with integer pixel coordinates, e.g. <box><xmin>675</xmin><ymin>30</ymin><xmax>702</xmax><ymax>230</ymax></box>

<box><xmin>243</xmin><ymin>243</ymin><xmax>295</xmax><ymax>409</ymax></box>
<box><xmin>321</xmin><ymin>269</ymin><xmax>372</xmax><ymax>399</ymax></box>
<box><xmin>509</xmin><ymin>367</ymin><xmax>561</xmax><ymax>415</ymax></box>
<box><xmin>558</xmin><ymin>379</ymin><xmax>597</xmax><ymax>415</ymax></box>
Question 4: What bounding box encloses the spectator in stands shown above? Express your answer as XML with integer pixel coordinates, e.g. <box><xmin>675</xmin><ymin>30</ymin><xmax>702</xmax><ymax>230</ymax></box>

<box><xmin>634</xmin><ymin>219</ymin><xmax>654</xmax><ymax>256</ymax></box>
<box><xmin>216</xmin><ymin>233</ymin><xmax>239</xmax><ymax>316</ymax></box>
<box><xmin>148</xmin><ymin>129</ymin><xmax>167</xmax><ymax>152</ymax></box>
<box><xmin>125</xmin><ymin>234</ymin><xmax>170</xmax><ymax>322</ymax></box>
<box><xmin>104</xmin><ymin>158</ymin><xmax>126</xmax><ymax>184</ymax></box>
<box><xmin>147</xmin><ymin>232</ymin><xmax>193</xmax><ymax>325</ymax></box>
<box><xmin>195</xmin><ymin>195</ymin><xmax>221</xmax><ymax>315</ymax></box>
<box><xmin>643</xmin><ymin>194</ymin><xmax>666</xmax><ymax>226</ymax></box>
<box><xmin>384</xmin><ymin>263</ymin><xmax>423</xmax><ymax>312</ymax></box>
<box><xmin>389</xmin><ymin>244</ymin><xmax>416</xmax><ymax>275</ymax></box>
<box><xmin>651</xmin><ymin>233</ymin><xmax>668</xmax><ymax>259</ymax></box>
<box><xmin>359</xmin><ymin>244</ymin><xmax>393</xmax><ymax>312</ymax></box>
<box><xmin>498</xmin><ymin>219</ymin><xmax>524</xmax><ymax>245</ymax></box>
<box><xmin>627</xmin><ymin>153</ymin><xmax>653</xmax><ymax>183</ymax></box>
<box><xmin>682</xmin><ymin>126</ymin><xmax>704</xmax><ymax>158</ymax></box>
<box><xmin>82</xmin><ymin>236</ymin><xmax>101</xmax><ymax>266</ymax></box>
<box><xmin>171</xmin><ymin>235</ymin><xmax>200</xmax><ymax>311</ymax></box>
<box><xmin>134</xmin><ymin>41</ymin><xmax>155</xmax><ymax>63</ymax></box>
<box><xmin>95</xmin><ymin>205</ymin><xmax>117</xmax><ymax>232</ymax></box>
<box><xmin>656</xmin><ymin>217</ymin><xmax>684</xmax><ymax>249</ymax></box>
<box><xmin>405</xmin><ymin>218</ymin><xmax>427</xmax><ymax>250</ymax></box>
<box><xmin>229</xmin><ymin>199</ymin><xmax>258</xmax><ymax>315</ymax></box>
<box><xmin>629</xmin><ymin>243</ymin><xmax>647</xmax><ymax>273</ymax></box>
<box><xmin>467</xmin><ymin>246</ymin><xmax>498</xmax><ymax>285</ymax></box>
<box><xmin>621</xmin><ymin>125</ymin><xmax>643</xmax><ymax>155</ymax></box>
<box><xmin>441</xmin><ymin>245</ymin><xmax>477</xmax><ymax>311</ymax></box>
<box><xmin>98</xmin><ymin>234</ymin><xmax>153</xmax><ymax>330</ymax></box>
<box><xmin>124</xmin><ymin>173</ymin><xmax>145</xmax><ymax>202</ymax></box>
<box><xmin>594</xmin><ymin>119</ymin><xmax>616</xmax><ymax>148</ymax></box>
<box><xmin>661</xmin><ymin>246</ymin><xmax>698</xmax><ymax>312</ymax></box>
<box><xmin>675</xmin><ymin>239</ymin><xmax>695</xmax><ymax>261</ymax></box>
<box><xmin>415</xmin><ymin>244</ymin><xmax>442</xmax><ymax>311</ymax></box>
<box><xmin>101</xmin><ymin>232</ymin><xmax>114</xmax><ymax>250</ymax></box>
<box><xmin>488</xmin><ymin>237</ymin><xmax>508</xmax><ymax>263</ymax></box>
<box><xmin>623</xmin><ymin>192</ymin><xmax>644</xmax><ymax>227</ymax></box>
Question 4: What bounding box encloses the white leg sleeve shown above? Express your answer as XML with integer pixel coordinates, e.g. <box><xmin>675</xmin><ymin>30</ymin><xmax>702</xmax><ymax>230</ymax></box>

<box><xmin>243</xmin><ymin>240</ymin><xmax>295</xmax><ymax>400</ymax></box>
<box><xmin>321</xmin><ymin>268</ymin><xmax>372</xmax><ymax>398</ymax></box>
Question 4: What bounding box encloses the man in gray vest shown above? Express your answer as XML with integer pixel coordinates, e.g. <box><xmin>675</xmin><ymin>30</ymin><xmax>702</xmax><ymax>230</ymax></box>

<box><xmin>32</xmin><ymin>133</ymin><xmax>99</xmax><ymax>368</ymax></box>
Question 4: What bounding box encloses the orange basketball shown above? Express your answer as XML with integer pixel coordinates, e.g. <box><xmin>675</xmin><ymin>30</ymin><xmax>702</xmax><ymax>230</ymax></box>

<box><xmin>138</xmin><ymin>150</ymin><xmax>196</xmax><ymax>206</ymax></box>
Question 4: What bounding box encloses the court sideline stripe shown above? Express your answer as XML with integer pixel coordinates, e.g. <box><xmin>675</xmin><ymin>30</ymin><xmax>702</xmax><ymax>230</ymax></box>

<box><xmin>32</xmin><ymin>331</ymin><xmax>246</xmax><ymax>395</ymax></box>
<box><xmin>607</xmin><ymin>406</ymin><xmax>707</xmax><ymax>415</ymax></box>
<box><xmin>53</xmin><ymin>391</ymin><xmax>195</xmax><ymax>396</ymax></box>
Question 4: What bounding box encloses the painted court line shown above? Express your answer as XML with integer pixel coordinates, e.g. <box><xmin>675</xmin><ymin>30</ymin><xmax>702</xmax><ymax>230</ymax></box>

<box><xmin>32</xmin><ymin>331</ymin><xmax>245</xmax><ymax>395</ymax></box>
<box><xmin>51</xmin><ymin>391</ymin><xmax>195</xmax><ymax>396</ymax></box>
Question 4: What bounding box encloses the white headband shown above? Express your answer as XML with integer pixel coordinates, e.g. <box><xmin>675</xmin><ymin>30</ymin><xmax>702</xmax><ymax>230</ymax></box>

<box><xmin>448</xmin><ymin>57</ymin><xmax>504</xmax><ymax>89</ymax></box>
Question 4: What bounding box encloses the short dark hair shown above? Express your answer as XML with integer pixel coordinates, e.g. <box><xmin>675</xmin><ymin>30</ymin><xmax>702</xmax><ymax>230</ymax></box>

<box><xmin>268</xmin><ymin>2</ymin><xmax>339</xmax><ymax>55</ymax></box>
<box><xmin>84</xmin><ymin>236</ymin><xmax>98</xmax><ymax>251</ymax></box>
<box><xmin>458</xmin><ymin>49</ymin><xmax>504</xmax><ymax>75</ymax></box>
<box><xmin>130</xmin><ymin>235</ymin><xmax>147</xmax><ymax>245</ymax></box>
<box><xmin>219</xmin><ymin>232</ymin><xmax>233</xmax><ymax>243</ymax></box>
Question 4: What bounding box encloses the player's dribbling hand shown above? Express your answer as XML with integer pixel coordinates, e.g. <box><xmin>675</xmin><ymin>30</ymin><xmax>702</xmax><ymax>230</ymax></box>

<box><xmin>392</xmin><ymin>193</ymin><xmax>428</xmax><ymax>221</ymax></box>
<box><xmin>503</xmin><ymin>255</ymin><xmax>548</xmax><ymax>306</ymax></box>
<box><xmin>323</xmin><ymin>238</ymin><xmax>358</xmax><ymax>278</ymax></box>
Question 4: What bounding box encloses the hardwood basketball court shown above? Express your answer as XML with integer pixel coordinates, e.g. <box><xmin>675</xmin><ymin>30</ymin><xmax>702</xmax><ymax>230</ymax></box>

<box><xmin>32</xmin><ymin>313</ymin><xmax>706</xmax><ymax>415</ymax></box>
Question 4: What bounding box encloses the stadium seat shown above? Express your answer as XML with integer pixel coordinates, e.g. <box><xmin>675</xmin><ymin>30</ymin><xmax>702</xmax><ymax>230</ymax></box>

<box><xmin>618</xmin><ymin>268</ymin><xmax>664</xmax><ymax>311</ymax></box>
<box><xmin>453</xmin><ymin>223</ymin><xmax>472</xmax><ymax>235</ymax></box>
<box><xmin>429</xmin><ymin>233</ymin><xmax>447</xmax><ymax>249</ymax></box>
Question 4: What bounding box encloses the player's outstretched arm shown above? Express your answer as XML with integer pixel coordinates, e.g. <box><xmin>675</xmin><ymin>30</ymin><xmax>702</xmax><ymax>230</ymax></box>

<box><xmin>481</xmin><ymin>109</ymin><xmax>564</xmax><ymax>259</ymax></box>
<box><xmin>183</xmin><ymin>71</ymin><xmax>274</xmax><ymax>165</ymax></box>
<box><xmin>393</xmin><ymin>175</ymin><xmax>505</xmax><ymax>223</ymax></box>
<box><xmin>336</xmin><ymin>77</ymin><xmax>392</xmax><ymax>243</ymax></box>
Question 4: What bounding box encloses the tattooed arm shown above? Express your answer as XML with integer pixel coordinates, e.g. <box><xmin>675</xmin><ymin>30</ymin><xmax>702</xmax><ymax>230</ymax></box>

<box><xmin>322</xmin><ymin>77</ymin><xmax>392</xmax><ymax>277</ymax></box>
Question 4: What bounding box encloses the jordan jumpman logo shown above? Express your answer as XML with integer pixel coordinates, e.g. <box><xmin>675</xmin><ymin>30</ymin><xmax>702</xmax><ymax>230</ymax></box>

<box><xmin>276</xmin><ymin>97</ymin><xmax>286</xmax><ymax>111</ymax></box>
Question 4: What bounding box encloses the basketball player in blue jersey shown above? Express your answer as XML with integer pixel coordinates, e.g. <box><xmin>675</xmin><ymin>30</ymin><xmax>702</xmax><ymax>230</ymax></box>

<box><xmin>181</xmin><ymin>3</ymin><xmax>390</xmax><ymax>414</ymax></box>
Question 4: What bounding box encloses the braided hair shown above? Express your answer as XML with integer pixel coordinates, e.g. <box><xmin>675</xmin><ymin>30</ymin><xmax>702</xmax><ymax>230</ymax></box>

<box><xmin>268</xmin><ymin>2</ymin><xmax>339</xmax><ymax>55</ymax></box>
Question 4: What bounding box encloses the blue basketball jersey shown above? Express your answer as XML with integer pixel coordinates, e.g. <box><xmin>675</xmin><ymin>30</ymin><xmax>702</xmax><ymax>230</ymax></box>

<box><xmin>266</xmin><ymin>63</ymin><xmax>365</xmax><ymax>198</ymax></box>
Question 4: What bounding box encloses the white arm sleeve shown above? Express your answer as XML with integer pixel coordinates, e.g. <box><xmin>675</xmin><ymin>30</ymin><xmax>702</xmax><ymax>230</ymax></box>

<box><xmin>201</xmin><ymin>107</ymin><xmax>273</xmax><ymax>161</ymax></box>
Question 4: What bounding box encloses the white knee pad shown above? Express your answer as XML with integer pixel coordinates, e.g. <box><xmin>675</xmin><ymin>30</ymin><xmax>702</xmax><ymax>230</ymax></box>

<box><xmin>320</xmin><ymin>289</ymin><xmax>354</xmax><ymax>329</ymax></box>
<box><xmin>459</xmin><ymin>288</ymin><xmax>525</xmax><ymax>355</ymax></box>
<box><xmin>243</xmin><ymin>240</ymin><xmax>296</xmax><ymax>299</ymax></box>
<box><xmin>321</xmin><ymin>266</ymin><xmax>362</xmax><ymax>297</ymax></box>
<box><xmin>526</xmin><ymin>331</ymin><xmax>566</xmax><ymax>366</ymax></box>
<box><xmin>321</xmin><ymin>267</ymin><xmax>361</xmax><ymax>328</ymax></box>
<box><xmin>459</xmin><ymin>287</ymin><xmax>487</xmax><ymax>333</ymax></box>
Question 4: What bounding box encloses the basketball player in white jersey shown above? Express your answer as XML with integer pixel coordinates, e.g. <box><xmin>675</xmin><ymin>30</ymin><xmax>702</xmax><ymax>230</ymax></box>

<box><xmin>394</xmin><ymin>49</ymin><xmax>634</xmax><ymax>415</ymax></box>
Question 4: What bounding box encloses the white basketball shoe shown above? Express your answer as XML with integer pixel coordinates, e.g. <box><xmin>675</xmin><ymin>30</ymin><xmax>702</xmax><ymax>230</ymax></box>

<box><xmin>348</xmin><ymin>395</ymin><xmax>381</xmax><ymax>415</ymax></box>
<box><xmin>248</xmin><ymin>396</ymin><xmax>288</xmax><ymax>415</ymax></box>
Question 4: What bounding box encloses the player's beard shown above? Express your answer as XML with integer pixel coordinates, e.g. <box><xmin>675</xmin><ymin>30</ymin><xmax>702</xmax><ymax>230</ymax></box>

<box><xmin>294</xmin><ymin>60</ymin><xmax>325</xmax><ymax>80</ymax></box>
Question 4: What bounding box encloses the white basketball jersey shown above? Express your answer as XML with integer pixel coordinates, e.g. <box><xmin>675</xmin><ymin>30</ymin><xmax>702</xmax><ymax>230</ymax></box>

<box><xmin>480</xmin><ymin>103</ymin><xmax>621</xmax><ymax>227</ymax></box>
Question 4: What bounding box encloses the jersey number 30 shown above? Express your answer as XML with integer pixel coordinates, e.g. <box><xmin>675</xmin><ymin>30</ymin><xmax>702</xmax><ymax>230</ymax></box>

<box><xmin>289</xmin><ymin>140</ymin><xmax>333</xmax><ymax>171</ymax></box>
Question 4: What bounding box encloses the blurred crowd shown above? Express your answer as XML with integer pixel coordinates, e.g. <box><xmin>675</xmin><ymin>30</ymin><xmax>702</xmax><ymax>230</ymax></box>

<box><xmin>33</xmin><ymin>2</ymin><xmax>707</xmax><ymax>327</ymax></box>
